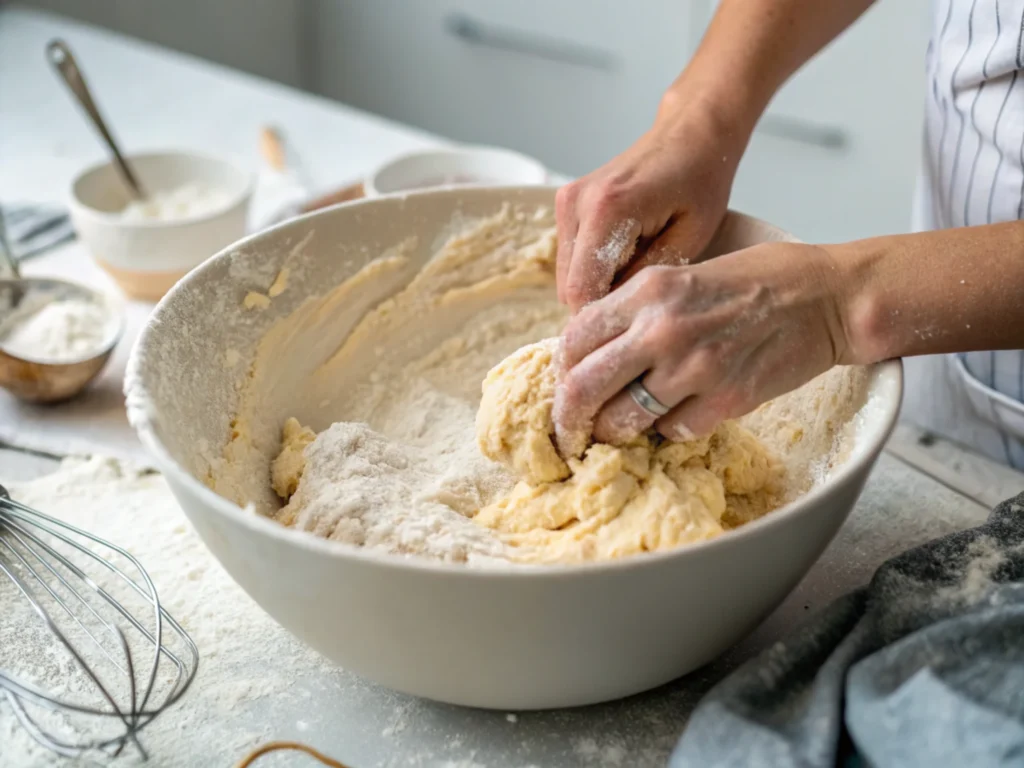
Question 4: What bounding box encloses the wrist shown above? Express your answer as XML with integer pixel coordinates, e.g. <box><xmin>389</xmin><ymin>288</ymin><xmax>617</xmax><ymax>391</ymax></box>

<box><xmin>823</xmin><ymin>240</ymin><xmax>892</xmax><ymax>366</ymax></box>
<box><xmin>654</xmin><ymin>76</ymin><xmax>760</xmax><ymax>158</ymax></box>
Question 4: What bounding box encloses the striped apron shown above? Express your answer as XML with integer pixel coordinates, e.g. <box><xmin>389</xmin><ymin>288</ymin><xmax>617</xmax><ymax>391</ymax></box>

<box><xmin>903</xmin><ymin>0</ymin><xmax>1024</xmax><ymax>469</ymax></box>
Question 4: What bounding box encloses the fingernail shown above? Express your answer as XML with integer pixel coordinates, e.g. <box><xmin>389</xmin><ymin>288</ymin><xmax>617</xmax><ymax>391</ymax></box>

<box><xmin>663</xmin><ymin>422</ymin><xmax>695</xmax><ymax>442</ymax></box>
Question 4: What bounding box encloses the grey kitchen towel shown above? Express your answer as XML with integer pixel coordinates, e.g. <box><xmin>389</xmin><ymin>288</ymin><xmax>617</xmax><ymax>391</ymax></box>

<box><xmin>671</xmin><ymin>491</ymin><xmax>1024</xmax><ymax>768</ymax></box>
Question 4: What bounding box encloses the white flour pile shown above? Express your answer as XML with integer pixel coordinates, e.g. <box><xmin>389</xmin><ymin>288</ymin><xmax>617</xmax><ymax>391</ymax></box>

<box><xmin>0</xmin><ymin>297</ymin><xmax>114</xmax><ymax>362</ymax></box>
<box><xmin>210</xmin><ymin>203</ymin><xmax>873</xmax><ymax>567</ymax></box>
<box><xmin>119</xmin><ymin>183</ymin><xmax>231</xmax><ymax>222</ymax></box>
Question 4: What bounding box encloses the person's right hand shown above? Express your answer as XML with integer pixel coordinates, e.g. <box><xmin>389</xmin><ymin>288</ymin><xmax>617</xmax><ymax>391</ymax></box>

<box><xmin>555</xmin><ymin>97</ymin><xmax>748</xmax><ymax>313</ymax></box>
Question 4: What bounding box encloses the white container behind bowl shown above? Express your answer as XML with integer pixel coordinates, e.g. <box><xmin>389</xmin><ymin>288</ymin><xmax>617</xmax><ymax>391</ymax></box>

<box><xmin>126</xmin><ymin>187</ymin><xmax>902</xmax><ymax>710</ymax></box>
<box><xmin>70</xmin><ymin>151</ymin><xmax>253</xmax><ymax>301</ymax></box>
<box><xmin>365</xmin><ymin>146</ymin><xmax>548</xmax><ymax>197</ymax></box>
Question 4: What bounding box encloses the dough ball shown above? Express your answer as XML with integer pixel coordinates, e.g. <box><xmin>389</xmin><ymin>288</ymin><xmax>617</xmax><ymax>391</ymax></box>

<box><xmin>476</xmin><ymin>338</ymin><xmax>570</xmax><ymax>485</ymax></box>
<box><xmin>474</xmin><ymin>339</ymin><xmax>782</xmax><ymax>563</ymax></box>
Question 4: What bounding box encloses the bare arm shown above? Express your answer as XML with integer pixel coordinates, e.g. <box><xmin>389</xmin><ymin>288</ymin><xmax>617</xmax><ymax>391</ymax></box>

<box><xmin>557</xmin><ymin>0</ymin><xmax>877</xmax><ymax>312</ymax></box>
<box><xmin>553</xmin><ymin>222</ymin><xmax>1024</xmax><ymax>450</ymax></box>
<box><xmin>837</xmin><ymin>221</ymin><xmax>1024</xmax><ymax>364</ymax></box>
<box><xmin>666</xmin><ymin>0</ymin><xmax>877</xmax><ymax>138</ymax></box>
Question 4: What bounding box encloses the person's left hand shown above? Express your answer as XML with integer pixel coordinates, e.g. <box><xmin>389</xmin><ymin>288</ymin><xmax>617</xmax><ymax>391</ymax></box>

<box><xmin>552</xmin><ymin>241</ymin><xmax>851</xmax><ymax>455</ymax></box>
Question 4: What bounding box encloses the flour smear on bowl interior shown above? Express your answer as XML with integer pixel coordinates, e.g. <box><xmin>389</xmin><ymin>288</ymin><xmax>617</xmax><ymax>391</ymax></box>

<box><xmin>209</xmin><ymin>203</ymin><xmax>872</xmax><ymax>566</ymax></box>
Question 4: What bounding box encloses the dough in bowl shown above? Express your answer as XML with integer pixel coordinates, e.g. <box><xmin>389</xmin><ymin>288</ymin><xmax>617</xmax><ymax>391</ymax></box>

<box><xmin>212</xmin><ymin>202</ymin><xmax>870</xmax><ymax>566</ymax></box>
<box><xmin>473</xmin><ymin>339</ymin><xmax>782</xmax><ymax>563</ymax></box>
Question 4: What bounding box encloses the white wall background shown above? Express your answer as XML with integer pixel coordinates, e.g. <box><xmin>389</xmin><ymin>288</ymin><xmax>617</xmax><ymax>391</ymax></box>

<box><xmin>11</xmin><ymin>0</ymin><xmax>932</xmax><ymax>243</ymax></box>
<box><xmin>13</xmin><ymin>0</ymin><xmax>310</xmax><ymax>87</ymax></box>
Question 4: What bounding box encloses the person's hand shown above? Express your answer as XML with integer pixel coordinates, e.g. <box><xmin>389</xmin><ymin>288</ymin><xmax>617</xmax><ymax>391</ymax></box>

<box><xmin>552</xmin><ymin>241</ymin><xmax>851</xmax><ymax>454</ymax></box>
<box><xmin>555</xmin><ymin>98</ymin><xmax>746</xmax><ymax>314</ymax></box>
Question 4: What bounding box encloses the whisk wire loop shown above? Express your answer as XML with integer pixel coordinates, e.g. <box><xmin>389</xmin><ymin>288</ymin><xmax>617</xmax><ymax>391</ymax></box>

<box><xmin>0</xmin><ymin>481</ymin><xmax>199</xmax><ymax>759</ymax></box>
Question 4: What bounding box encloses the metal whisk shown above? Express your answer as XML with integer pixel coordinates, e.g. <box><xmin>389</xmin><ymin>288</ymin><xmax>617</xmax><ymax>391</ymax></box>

<box><xmin>0</xmin><ymin>483</ymin><xmax>198</xmax><ymax>760</ymax></box>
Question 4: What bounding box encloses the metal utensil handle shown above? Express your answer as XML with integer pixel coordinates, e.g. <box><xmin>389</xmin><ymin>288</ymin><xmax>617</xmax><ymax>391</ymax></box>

<box><xmin>756</xmin><ymin>114</ymin><xmax>848</xmax><ymax>150</ymax></box>
<box><xmin>46</xmin><ymin>39</ymin><xmax>145</xmax><ymax>199</ymax></box>
<box><xmin>445</xmin><ymin>12</ymin><xmax>617</xmax><ymax>71</ymax></box>
<box><xmin>0</xmin><ymin>208</ymin><xmax>20</xmax><ymax>279</ymax></box>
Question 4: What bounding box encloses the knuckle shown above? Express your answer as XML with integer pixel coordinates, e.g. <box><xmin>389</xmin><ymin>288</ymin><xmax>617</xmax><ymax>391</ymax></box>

<box><xmin>693</xmin><ymin>344</ymin><xmax>726</xmax><ymax>375</ymax></box>
<box><xmin>561</xmin><ymin>319</ymin><xmax>586</xmax><ymax>362</ymax></box>
<box><xmin>673</xmin><ymin>268</ymin><xmax>699</xmax><ymax>295</ymax></box>
<box><xmin>710</xmin><ymin>387</ymin><xmax>748</xmax><ymax>418</ymax></box>
<box><xmin>640</xmin><ymin>314</ymin><xmax>681</xmax><ymax>353</ymax></box>
<box><xmin>573</xmin><ymin>303</ymin><xmax>604</xmax><ymax>334</ymax></box>
<box><xmin>564</xmin><ymin>275</ymin><xmax>591</xmax><ymax>307</ymax></box>
<box><xmin>555</xmin><ymin>182</ymin><xmax>579</xmax><ymax>215</ymax></box>
<box><xmin>659</xmin><ymin>352</ymin><xmax>713</xmax><ymax>398</ymax></box>
<box><xmin>587</xmin><ymin>178</ymin><xmax>627</xmax><ymax>216</ymax></box>
<box><xmin>595</xmin><ymin>402</ymin><xmax>649</xmax><ymax>445</ymax></box>
<box><xmin>558</xmin><ymin>371</ymin><xmax>587</xmax><ymax>406</ymax></box>
<box><xmin>634</xmin><ymin>266</ymin><xmax>672</xmax><ymax>301</ymax></box>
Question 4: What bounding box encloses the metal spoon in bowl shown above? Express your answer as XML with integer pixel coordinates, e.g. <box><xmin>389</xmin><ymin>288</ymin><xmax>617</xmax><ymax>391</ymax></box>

<box><xmin>46</xmin><ymin>39</ymin><xmax>145</xmax><ymax>201</ymax></box>
<box><xmin>0</xmin><ymin>209</ymin><xmax>124</xmax><ymax>403</ymax></box>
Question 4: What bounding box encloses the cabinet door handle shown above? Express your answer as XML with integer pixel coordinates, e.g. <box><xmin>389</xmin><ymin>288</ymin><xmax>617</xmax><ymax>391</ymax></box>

<box><xmin>445</xmin><ymin>12</ymin><xmax>617</xmax><ymax>72</ymax></box>
<box><xmin>756</xmin><ymin>114</ymin><xmax>848</xmax><ymax>150</ymax></box>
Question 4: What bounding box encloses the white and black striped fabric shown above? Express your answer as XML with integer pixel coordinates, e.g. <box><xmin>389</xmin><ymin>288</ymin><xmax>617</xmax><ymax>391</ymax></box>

<box><xmin>906</xmin><ymin>0</ymin><xmax>1024</xmax><ymax>469</ymax></box>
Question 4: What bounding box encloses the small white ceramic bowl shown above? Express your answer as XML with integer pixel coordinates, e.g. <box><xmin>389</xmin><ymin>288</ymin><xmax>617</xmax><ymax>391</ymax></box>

<box><xmin>69</xmin><ymin>151</ymin><xmax>253</xmax><ymax>301</ymax></box>
<box><xmin>365</xmin><ymin>146</ymin><xmax>548</xmax><ymax>197</ymax></box>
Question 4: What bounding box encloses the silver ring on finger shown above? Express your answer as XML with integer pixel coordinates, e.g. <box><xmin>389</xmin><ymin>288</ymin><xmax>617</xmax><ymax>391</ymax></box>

<box><xmin>627</xmin><ymin>378</ymin><xmax>671</xmax><ymax>418</ymax></box>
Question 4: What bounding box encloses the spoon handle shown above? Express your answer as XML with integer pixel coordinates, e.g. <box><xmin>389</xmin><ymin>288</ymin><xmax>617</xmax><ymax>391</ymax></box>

<box><xmin>46</xmin><ymin>39</ymin><xmax>145</xmax><ymax>200</ymax></box>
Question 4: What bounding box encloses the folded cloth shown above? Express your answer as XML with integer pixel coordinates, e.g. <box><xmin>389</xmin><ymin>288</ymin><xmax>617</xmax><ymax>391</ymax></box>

<box><xmin>671</xmin><ymin>491</ymin><xmax>1024</xmax><ymax>768</ymax></box>
<box><xmin>1</xmin><ymin>203</ymin><xmax>75</xmax><ymax>262</ymax></box>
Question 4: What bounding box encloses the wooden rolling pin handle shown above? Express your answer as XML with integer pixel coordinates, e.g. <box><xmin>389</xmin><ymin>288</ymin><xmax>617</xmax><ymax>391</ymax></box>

<box><xmin>300</xmin><ymin>183</ymin><xmax>365</xmax><ymax>213</ymax></box>
<box><xmin>259</xmin><ymin>126</ymin><xmax>287</xmax><ymax>172</ymax></box>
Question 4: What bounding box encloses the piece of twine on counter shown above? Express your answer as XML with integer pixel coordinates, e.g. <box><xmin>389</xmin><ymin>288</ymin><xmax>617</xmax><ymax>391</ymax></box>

<box><xmin>236</xmin><ymin>740</ymin><xmax>352</xmax><ymax>767</ymax></box>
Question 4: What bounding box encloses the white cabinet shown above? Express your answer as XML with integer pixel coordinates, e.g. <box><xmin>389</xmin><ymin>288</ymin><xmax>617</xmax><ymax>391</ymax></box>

<box><xmin>727</xmin><ymin>0</ymin><xmax>931</xmax><ymax>242</ymax></box>
<box><xmin>310</xmin><ymin>0</ymin><xmax>703</xmax><ymax>177</ymax></box>
<box><xmin>312</xmin><ymin>0</ymin><xmax>930</xmax><ymax>243</ymax></box>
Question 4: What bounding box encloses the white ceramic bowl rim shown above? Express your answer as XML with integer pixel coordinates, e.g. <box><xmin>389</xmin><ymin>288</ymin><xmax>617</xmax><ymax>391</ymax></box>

<box><xmin>70</xmin><ymin>149</ymin><xmax>256</xmax><ymax>230</ymax></box>
<box><xmin>365</xmin><ymin>145</ymin><xmax>548</xmax><ymax>197</ymax></box>
<box><xmin>128</xmin><ymin>186</ymin><xmax>903</xmax><ymax>579</ymax></box>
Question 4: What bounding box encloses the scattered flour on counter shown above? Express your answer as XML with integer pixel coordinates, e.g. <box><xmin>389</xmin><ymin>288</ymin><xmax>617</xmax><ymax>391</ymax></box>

<box><xmin>0</xmin><ymin>457</ymin><xmax>314</xmax><ymax>766</ymax></box>
<box><xmin>573</xmin><ymin>736</ymin><xmax>628</xmax><ymax>767</ymax></box>
<box><xmin>0</xmin><ymin>297</ymin><xmax>113</xmax><ymax>362</ymax></box>
<box><xmin>119</xmin><ymin>183</ymin><xmax>232</xmax><ymax>222</ymax></box>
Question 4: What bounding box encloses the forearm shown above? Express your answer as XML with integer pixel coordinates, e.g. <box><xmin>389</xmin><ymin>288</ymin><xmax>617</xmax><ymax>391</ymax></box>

<box><xmin>659</xmin><ymin>0</ymin><xmax>876</xmax><ymax>141</ymax></box>
<box><xmin>835</xmin><ymin>221</ymin><xmax>1024</xmax><ymax>364</ymax></box>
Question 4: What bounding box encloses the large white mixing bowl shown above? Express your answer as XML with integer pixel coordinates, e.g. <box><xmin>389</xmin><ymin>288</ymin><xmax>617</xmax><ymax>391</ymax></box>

<box><xmin>126</xmin><ymin>186</ymin><xmax>902</xmax><ymax>710</ymax></box>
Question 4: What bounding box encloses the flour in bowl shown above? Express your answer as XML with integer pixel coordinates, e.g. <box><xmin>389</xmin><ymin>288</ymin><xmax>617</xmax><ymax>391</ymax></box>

<box><xmin>120</xmin><ymin>183</ymin><xmax>231</xmax><ymax>222</ymax></box>
<box><xmin>212</xmin><ymin>203</ymin><xmax>870</xmax><ymax>567</ymax></box>
<box><xmin>0</xmin><ymin>296</ymin><xmax>114</xmax><ymax>362</ymax></box>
